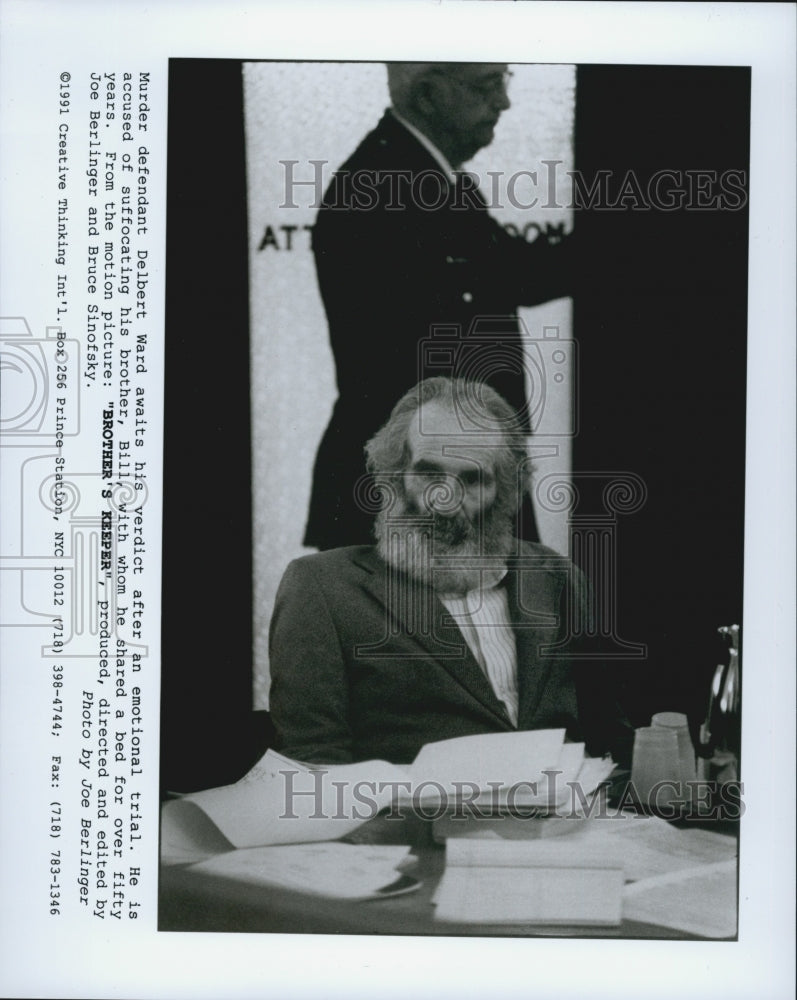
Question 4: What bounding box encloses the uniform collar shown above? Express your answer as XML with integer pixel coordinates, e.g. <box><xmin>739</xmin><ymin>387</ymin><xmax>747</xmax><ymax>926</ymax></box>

<box><xmin>389</xmin><ymin>107</ymin><xmax>457</xmax><ymax>182</ymax></box>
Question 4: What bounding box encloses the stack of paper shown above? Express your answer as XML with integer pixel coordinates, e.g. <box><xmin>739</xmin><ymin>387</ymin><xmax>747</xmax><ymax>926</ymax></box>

<box><xmin>403</xmin><ymin>731</ymin><xmax>615</xmax><ymax>814</ymax></box>
<box><xmin>432</xmin><ymin>811</ymin><xmax>737</xmax><ymax>933</ymax></box>
<box><xmin>162</xmin><ymin>730</ymin><xmax>593</xmax><ymax>862</ymax></box>
<box><xmin>430</xmin><ymin>746</ymin><xmax>615</xmax><ymax>837</ymax></box>
<box><xmin>434</xmin><ymin>834</ymin><xmax>624</xmax><ymax>925</ymax></box>
<box><xmin>409</xmin><ymin>729</ymin><xmax>567</xmax><ymax>803</ymax></box>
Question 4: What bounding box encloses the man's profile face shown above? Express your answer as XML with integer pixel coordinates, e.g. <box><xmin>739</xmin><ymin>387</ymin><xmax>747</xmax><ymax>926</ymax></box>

<box><xmin>403</xmin><ymin>401</ymin><xmax>499</xmax><ymax>544</ymax></box>
<box><xmin>428</xmin><ymin>63</ymin><xmax>512</xmax><ymax>165</ymax></box>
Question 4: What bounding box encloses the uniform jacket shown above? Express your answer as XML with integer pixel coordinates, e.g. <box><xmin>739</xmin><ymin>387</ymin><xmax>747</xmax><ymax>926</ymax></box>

<box><xmin>305</xmin><ymin>110</ymin><xmax>572</xmax><ymax>550</ymax></box>
<box><xmin>268</xmin><ymin>543</ymin><xmax>632</xmax><ymax>766</ymax></box>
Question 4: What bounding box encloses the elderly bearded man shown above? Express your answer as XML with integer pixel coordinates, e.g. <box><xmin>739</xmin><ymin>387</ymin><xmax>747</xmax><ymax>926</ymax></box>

<box><xmin>270</xmin><ymin>377</ymin><xmax>630</xmax><ymax>767</ymax></box>
<box><xmin>304</xmin><ymin>62</ymin><xmax>572</xmax><ymax>551</ymax></box>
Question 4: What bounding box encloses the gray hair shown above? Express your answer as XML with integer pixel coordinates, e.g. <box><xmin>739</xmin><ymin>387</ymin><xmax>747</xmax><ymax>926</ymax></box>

<box><xmin>385</xmin><ymin>63</ymin><xmax>465</xmax><ymax>113</ymax></box>
<box><xmin>365</xmin><ymin>376</ymin><xmax>531</xmax><ymax>513</ymax></box>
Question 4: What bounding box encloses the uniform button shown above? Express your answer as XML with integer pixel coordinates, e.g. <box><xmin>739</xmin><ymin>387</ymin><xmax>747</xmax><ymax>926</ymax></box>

<box><xmin>462</xmin><ymin>291</ymin><xmax>473</xmax><ymax>303</ymax></box>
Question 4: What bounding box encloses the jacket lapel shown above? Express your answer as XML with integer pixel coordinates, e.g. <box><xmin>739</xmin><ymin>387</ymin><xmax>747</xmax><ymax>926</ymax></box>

<box><xmin>351</xmin><ymin>548</ymin><xmax>513</xmax><ymax>727</ymax></box>
<box><xmin>431</xmin><ymin>599</ymin><xmax>514</xmax><ymax>728</ymax></box>
<box><xmin>505</xmin><ymin>554</ymin><xmax>566</xmax><ymax>727</ymax></box>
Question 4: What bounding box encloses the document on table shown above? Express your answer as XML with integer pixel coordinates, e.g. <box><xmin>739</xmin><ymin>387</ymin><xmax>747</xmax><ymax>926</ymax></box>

<box><xmin>432</xmin><ymin>752</ymin><xmax>616</xmax><ymax>827</ymax></box>
<box><xmin>432</xmin><ymin>813</ymin><xmax>737</xmax><ymax>934</ymax></box>
<box><xmin>434</xmin><ymin>864</ymin><xmax>624</xmax><ymax>925</ymax></box>
<box><xmin>623</xmin><ymin>859</ymin><xmax>738</xmax><ymax>938</ymax></box>
<box><xmin>162</xmin><ymin>750</ymin><xmax>407</xmax><ymax>859</ymax></box>
<box><xmin>187</xmin><ymin>842</ymin><xmax>419</xmax><ymax>900</ymax></box>
<box><xmin>436</xmin><ymin>812</ymin><xmax>736</xmax><ymax>881</ymax></box>
<box><xmin>407</xmin><ymin>733</ymin><xmax>614</xmax><ymax>809</ymax></box>
<box><xmin>161</xmin><ymin>730</ymin><xmax>612</xmax><ymax>861</ymax></box>
<box><xmin>598</xmin><ymin>814</ymin><xmax>737</xmax><ymax>881</ymax></box>
<box><xmin>410</xmin><ymin>729</ymin><xmax>566</xmax><ymax>796</ymax></box>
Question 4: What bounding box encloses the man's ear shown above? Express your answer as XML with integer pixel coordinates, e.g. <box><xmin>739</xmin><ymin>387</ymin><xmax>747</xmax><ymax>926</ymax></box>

<box><xmin>414</xmin><ymin>77</ymin><xmax>444</xmax><ymax>119</ymax></box>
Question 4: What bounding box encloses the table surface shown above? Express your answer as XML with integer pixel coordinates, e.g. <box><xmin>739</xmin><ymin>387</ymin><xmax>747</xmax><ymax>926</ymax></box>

<box><xmin>159</xmin><ymin>815</ymin><xmax>729</xmax><ymax>938</ymax></box>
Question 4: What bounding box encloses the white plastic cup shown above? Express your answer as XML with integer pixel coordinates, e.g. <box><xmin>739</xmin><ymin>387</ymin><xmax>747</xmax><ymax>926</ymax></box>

<box><xmin>631</xmin><ymin>726</ymin><xmax>681</xmax><ymax>808</ymax></box>
<box><xmin>652</xmin><ymin>711</ymin><xmax>697</xmax><ymax>794</ymax></box>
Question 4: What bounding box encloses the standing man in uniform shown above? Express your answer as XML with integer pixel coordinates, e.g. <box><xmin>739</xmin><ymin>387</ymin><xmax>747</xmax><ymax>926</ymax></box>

<box><xmin>305</xmin><ymin>62</ymin><xmax>572</xmax><ymax>550</ymax></box>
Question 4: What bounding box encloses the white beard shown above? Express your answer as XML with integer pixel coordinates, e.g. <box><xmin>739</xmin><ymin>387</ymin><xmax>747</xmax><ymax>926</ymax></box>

<box><xmin>374</xmin><ymin>496</ymin><xmax>515</xmax><ymax>596</ymax></box>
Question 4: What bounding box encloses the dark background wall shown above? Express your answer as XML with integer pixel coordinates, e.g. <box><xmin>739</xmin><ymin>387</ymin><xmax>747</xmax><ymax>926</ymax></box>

<box><xmin>573</xmin><ymin>66</ymin><xmax>749</xmax><ymax>730</ymax></box>
<box><xmin>162</xmin><ymin>61</ymin><xmax>269</xmax><ymax>791</ymax></box>
<box><xmin>162</xmin><ymin>62</ymin><xmax>749</xmax><ymax>790</ymax></box>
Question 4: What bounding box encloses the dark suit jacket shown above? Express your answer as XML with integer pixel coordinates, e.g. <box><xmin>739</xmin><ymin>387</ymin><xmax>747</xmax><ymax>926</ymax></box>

<box><xmin>305</xmin><ymin>110</ymin><xmax>572</xmax><ymax>550</ymax></box>
<box><xmin>268</xmin><ymin>543</ymin><xmax>632</xmax><ymax>767</ymax></box>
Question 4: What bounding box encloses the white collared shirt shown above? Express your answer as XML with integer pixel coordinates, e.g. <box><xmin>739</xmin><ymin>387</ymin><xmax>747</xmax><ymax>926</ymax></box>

<box><xmin>439</xmin><ymin>572</ymin><xmax>519</xmax><ymax>726</ymax></box>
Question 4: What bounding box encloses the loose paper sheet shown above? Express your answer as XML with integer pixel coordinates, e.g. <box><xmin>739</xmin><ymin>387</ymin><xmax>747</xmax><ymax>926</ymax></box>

<box><xmin>439</xmin><ymin>812</ymin><xmax>736</xmax><ymax>882</ymax></box>
<box><xmin>163</xmin><ymin>750</ymin><xmax>409</xmax><ymax>853</ymax></box>
<box><xmin>623</xmin><ymin>859</ymin><xmax>738</xmax><ymax>938</ymax></box>
<box><xmin>188</xmin><ymin>842</ymin><xmax>416</xmax><ymax>900</ymax></box>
